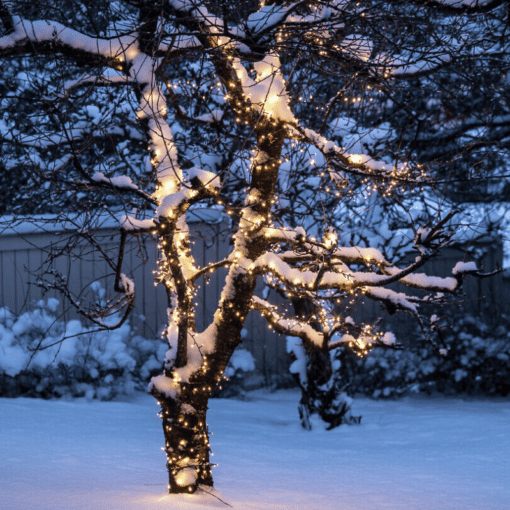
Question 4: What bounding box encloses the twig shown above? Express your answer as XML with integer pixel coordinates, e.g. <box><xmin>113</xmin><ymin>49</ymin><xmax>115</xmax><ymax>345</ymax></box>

<box><xmin>197</xmin><ymin>486</ymin><xmax>233</xmax><ymax>508</ymax></box>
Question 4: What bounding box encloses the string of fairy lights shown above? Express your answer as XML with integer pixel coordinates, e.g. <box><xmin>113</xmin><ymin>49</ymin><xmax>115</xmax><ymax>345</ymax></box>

<box><xmin>155</xmin><ymin>396</ymin><xmax>215</xmax><ymax>493</ymax></box>
<box><xmin>135</xmin><ymin>3</ymin><xmax>461</xmax><ymax>492</ymax></box>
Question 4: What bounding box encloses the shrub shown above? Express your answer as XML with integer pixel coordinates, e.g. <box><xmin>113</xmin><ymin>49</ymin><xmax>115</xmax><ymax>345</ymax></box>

<box><xmin>338</xmin><ymin>313</ymin><xmax>510</xmax><ymax>397</ymax></box>
<box><xmin>0</xmin><ymin>299</ymin><xmax>166</xmax><ymax>399</ymax></box>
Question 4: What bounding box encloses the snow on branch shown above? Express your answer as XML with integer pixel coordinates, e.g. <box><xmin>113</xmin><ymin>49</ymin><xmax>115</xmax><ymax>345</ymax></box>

<box><xmin>0</xmin><ymin>16</ymin><xmax>137</xmax><ymax>69</ymax></box>
<box><xmin>245</xmin><ymin>1</ymin><xmax>313</xmax><ymax>36</ymax></box>
<box><xmin>259</xmin><ymin>225</ymin><xmax>389</xmax><ymax>265</ymax></box>
<box><xmin>253</xmin><ymin>296</ymin><xmax>398</xmax><ymax>354</ymax></box>
<box><xmin>327</xmin><ymin>329</ymin><xmax>399</xmax><ymax>353</ymax></box>
<box><xmin>119</xmin><ymin>215</ymin><xmax>155</xmax><ymax>233</ymax></box>
<box><xmin>290</xmin><ymin>125</ymin><xmax>429</xmax><ymax>185</ymax></box>
<box><xmin>82</xmin><ymin>172</ymin><xmax>157</xmax><ymax>206</ymax></box>
<box><xmin>230</xmin><ymin>55</ymin><xmax>296</xmax><ymax>123</ymax></box>
<box><xmin>251</xmin><ymin>249</ymin><xmax>465</xmax><ymax>296</ymax></box>
<box><xmin>92</xmin><ymin>172</ymin><xmax>139</xmax><ymax>191</ymax></box>
<box><xmin>251</xmin><ymin>296</ymin><xmax>324</xmax><ymax>348</ymax></box>
<box><xmin>155</xmin><ymin>176</ymin><xmax>220</xmax><ymax>221</ymax></box>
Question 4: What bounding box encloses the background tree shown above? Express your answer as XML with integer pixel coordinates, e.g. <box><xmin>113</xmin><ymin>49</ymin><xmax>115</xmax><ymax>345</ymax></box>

<box><xmin>254</xmin><ymin>0</ymin><xmax>510</xmax><ymax>428</ymax></box>
<box><xmin>0</xmin><ymin>0</ymin><xmax>501</xmax><ymax>494</ymax></box>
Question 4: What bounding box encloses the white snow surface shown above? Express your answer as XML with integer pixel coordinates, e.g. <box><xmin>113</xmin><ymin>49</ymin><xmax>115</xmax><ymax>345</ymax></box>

<box><xmin>1</xmin><ymin>390</ymin><xmax>508</xmax><ymax>510</ymax></box>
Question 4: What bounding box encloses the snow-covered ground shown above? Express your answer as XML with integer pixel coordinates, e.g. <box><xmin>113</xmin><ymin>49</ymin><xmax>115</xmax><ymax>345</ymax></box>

<box><xmin>0</xmin><ymin>389</ymin><xmax>508</xmax><ymax>510</ymax></box>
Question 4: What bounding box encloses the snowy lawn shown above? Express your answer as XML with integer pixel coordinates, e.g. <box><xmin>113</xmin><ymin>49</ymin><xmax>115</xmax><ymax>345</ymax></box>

<box><xmin>0</xmin><ymin>389</ymin><xmax>509</xmax><ymax>510</ymax></box>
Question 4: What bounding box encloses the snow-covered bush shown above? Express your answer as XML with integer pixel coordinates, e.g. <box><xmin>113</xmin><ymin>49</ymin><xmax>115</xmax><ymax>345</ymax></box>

<box><xmin>213</xmin><ymin>348</ymin><xmax>256</xmax><ymax>398</ymax></box>
<box><xmin>341</xmin><ymin>314</ymin><xmax>510</xmax><ymax>398</ymax></box>
<box><xmin>0</xmin><ymin>299</ymin><xmax>165</xmax><ymax>399</ymax></box>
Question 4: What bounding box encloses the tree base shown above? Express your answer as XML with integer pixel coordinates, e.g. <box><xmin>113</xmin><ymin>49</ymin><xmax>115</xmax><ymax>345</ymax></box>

<box><xmin>151</xmin><ymin>380</ymin><xmax>215</xmax><ymax>494</ymax></box>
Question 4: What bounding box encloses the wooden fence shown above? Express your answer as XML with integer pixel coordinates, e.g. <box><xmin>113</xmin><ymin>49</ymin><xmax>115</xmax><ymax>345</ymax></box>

<box><xmin>0</xmin><ymin>218</ymin><xmax>507</xmax><ymax>381</ymax></box>
<box><xmin>0</xmin><ymin>217</ymin><xmax>289</xmax><ymax>383</ymax></box>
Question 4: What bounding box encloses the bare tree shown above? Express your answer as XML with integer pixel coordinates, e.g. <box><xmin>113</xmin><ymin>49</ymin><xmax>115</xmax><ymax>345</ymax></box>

<box><xmin>0</xmin><ymin>0</ymin><xmax>502</xmax><ymax>494</ymax></box>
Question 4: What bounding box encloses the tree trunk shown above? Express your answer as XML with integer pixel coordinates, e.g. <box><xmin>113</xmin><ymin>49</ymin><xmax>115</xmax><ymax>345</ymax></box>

<box><xmin>153</xmin><ymin>382</ymin><xmax>214</xmax><ymax>494</ymax></box>
<box><xmin>148</xmin><ymin>116</ymin><xmax>287</xmax><ymax>493</ymax></box>
<box><xmin>290</xmin><ymin>298</ymin><xmax>359</xmax><ymax>429</ymax></box>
